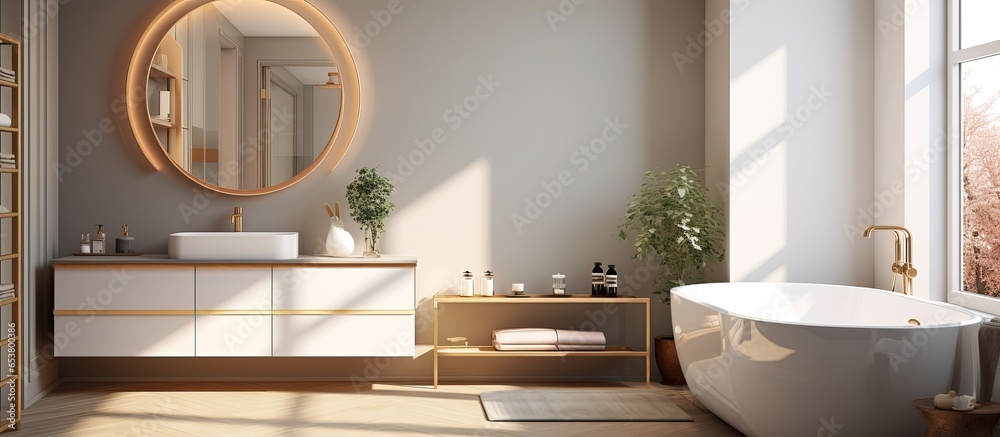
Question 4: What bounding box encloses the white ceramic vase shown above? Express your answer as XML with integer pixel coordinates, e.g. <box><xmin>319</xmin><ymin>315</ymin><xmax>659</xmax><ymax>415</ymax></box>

<box><xmin>325</xmin><ymin>218</ymin><xmax>355</xmax><ymax>257</ymax></box>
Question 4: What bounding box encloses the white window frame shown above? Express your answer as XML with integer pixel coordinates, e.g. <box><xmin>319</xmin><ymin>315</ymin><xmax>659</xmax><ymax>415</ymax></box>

<box><xmin>947</xmin><ymin>0</ymin><xmax>1000</xmax><ymax>314</ymax></box>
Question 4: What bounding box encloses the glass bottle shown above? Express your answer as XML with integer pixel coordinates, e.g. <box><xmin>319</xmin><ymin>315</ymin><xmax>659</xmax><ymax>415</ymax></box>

<box><xmin>482</xmin><ymin>270</ymin><xmax>494</xmax><ymax>296</ymax></box>
<box><xmin>591</xmin><ymin>262</ymin><xmax>606</xmax><ymax>296</ymax></box>
<box><xmin>80</xmin><ymin>233</ymin><xmax>91</xmax><ymax>254</ymax></box>
<box><xmin>552</xmin><ymin>273</ymin><xmax>566</xmax><ymax>295</ymax></box>
<box><xmin>460</xmin><ymin>271</ymin><xmax>475</xmax><ymax>297</ymax></box>
<box><xmin>606</xmin><ymin>264</ymin><xmax>619</xmax><ymax>297</ymax></box>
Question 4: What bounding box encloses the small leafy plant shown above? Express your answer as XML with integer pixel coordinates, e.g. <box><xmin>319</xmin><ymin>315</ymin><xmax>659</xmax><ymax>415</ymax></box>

<box><xmin>618</xmin><ymin>166</ymin><xmax>725</xmax><ymax>304</ymax></box>
<box><xmin>345</xmin><ymin>167</ymin><xmax>395</xmax><ymax>256</ymax></box>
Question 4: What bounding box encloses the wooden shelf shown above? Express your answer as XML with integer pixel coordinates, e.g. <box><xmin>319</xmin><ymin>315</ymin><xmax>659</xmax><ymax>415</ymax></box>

<box><xmin>433</xmin><ymin>295</ymin><xmax>650</xmax><ymax>388</ymax></box>
<box><xmin>149</xmin><ymin>62</ymin><xmax>178</xmax><ymax>79</ymax></box>
<box><xmin>191</xmin><ymin>147</ymin><xmax>218</xmax><ymax>163</ymax></box>
<box><xmin>149</xmin><ymin>34</ymin><xmax>183</xmax><ymax>164</ymax></box>
<box><xmin>150</xmin><ymin>117</ymin><xmax>174</xmax><ymax>128</ymax></box>
<box><xmin>436</xmin><ymin>345</ymin><xmax>645</xmax><ymax>357</ymax></box>
<box><xmin>0</xmin><ymin>31</ymin><xmax>21</xmax><ymax>432</ymax></box>
<box><xmin>434</xmin><ymin>294</ymin><xmax>646</xmax><ymax>304</ymax></box>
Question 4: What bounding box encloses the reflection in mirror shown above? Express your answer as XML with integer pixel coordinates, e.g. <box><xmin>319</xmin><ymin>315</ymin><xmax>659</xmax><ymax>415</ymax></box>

<box><xmin>259</xmin><ymin>63</ymin><xmax>340</xmax><ymax>187</ymax></box>
<box><xmin>148</xmin><ymin>0</ymin><xmax>341</xmax><ymax>191</ymax></box>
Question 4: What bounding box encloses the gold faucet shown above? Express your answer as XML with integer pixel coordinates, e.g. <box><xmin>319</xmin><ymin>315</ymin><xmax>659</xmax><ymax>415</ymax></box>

<box><xmin>863</xmin><ymin>225</ymin><xmax>917</xmax><ymax>295</ymax></box>
<box><xmin>231</xmin><ymin>207</ymin><xmax>243</xmax><ymax>232</ymax></box>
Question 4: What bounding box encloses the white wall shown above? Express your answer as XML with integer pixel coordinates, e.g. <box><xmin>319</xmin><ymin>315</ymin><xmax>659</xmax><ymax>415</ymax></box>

<box><xmin>873</xmin><ymin>0</ymin><xmax>948</xmax><ymax>300</ymax></box>
<box><xmin>55</xmin><ymin>0</ymin><xmax>706</xmax><ymax>381</ymax></box>
<box><xmin>709</xmin><ymin>0</ymin><xmax>875</xmax><ymax>286</ymax></box>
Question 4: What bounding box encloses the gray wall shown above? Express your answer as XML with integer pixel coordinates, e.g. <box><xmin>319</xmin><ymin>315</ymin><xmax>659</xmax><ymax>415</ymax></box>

<box><xmin>57</xmin><ymin>0</ymin><xmax>704</xmax><ymax>380</ymax></box>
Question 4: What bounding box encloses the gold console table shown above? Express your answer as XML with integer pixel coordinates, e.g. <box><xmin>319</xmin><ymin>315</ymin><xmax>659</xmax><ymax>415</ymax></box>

<box><xmin>432</xmin><ymin>294</ymin><xmax>650</xmax><ymax>388</ymax></box>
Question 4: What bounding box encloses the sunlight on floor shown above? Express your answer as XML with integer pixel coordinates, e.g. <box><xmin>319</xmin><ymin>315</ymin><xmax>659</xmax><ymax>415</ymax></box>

<box><xmin>18</xmin><ymin>381</ymin><xmax>740</xmax><ymax>436</ymax></box>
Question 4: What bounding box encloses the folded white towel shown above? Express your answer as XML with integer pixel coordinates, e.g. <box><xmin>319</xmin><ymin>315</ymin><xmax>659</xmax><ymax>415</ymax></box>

<box><xmin>0</xmin><ymin>163</ymin><xmax>14</xmax><ymax>169</ymax></box>
<box><xmin>493</xmin><ymin>328</ymin><xmax>559</xmax><ymax>345</ymax></box>
<box><xmin>557</xmin><ymin>344</ymin><xmax>605</xmax><ymax>351</ymax></box>
<box><xmin>0</xmin><ymin>67</ymin><xmax>14</xmax><ymax>75</ymax></box>
<box><xmin>0</xmin><ymin>283</ymin><xmax>13</xmax><ymax>292</ymax></box>
<box><xmin>493</xmin><ymin>343</ymin><xmax>559</xmax><ymax>351</ymax></box>
<box><xmin>555</xmin><ymin>329</ymin><xmax>606</xmax><ymax>345</ymax></box>
<box><xmin>0</xmin><ymin>153</ymin><xmax>13</xmax><ymax>159</ymax></box>
<box><xmin>0</xmin><ymin>159</ymin><xmax>15</xmax><ymax>164</ymax></box>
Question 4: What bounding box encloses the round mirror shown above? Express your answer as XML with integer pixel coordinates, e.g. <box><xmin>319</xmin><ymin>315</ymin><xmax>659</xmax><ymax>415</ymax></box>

<box><xmin>126</xmin><ymin>0</ymin><xmax>360</xmax><ymax>195</ymax></box>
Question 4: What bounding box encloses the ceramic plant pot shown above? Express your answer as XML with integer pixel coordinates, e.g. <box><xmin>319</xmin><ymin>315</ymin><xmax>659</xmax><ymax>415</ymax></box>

<box><xmin>654</xmin><ymin>335</ymin><xmax>687</xmax><ymax>386</ymax></box>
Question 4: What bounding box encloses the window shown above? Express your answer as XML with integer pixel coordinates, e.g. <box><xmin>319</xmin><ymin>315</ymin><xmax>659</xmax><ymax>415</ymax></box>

<box><xmin>949</xmin><ymin>0</ymin><xmax>1000</xmax><ymax>313</ymax></box>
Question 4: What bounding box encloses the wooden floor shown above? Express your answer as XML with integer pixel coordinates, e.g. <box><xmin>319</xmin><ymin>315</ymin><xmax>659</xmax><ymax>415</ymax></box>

<box><xmin>14</xmin><ymin>381</ymin><xmax>742</xmax><ymax>436</ymax></box>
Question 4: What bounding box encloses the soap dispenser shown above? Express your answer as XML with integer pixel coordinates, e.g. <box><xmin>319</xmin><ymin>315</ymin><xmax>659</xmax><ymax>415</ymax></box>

<box><xmin>606</xmin><ymin>264</ymin><xmax>618</xmax><ymax>297</ymax></box>
<box><xmin>591</xmin><ymin>262</ymin><xmax>606</xmax><ymax>296</ymax></box>
<box><xmin>116</xmin><ymin>225</ymin><xmax>135</xmax><ymax>254</ymax></box>
<box><xmin>91</xmin><ymin>225</ymin><xmax>106</xmax><ymax>254</ymax></box>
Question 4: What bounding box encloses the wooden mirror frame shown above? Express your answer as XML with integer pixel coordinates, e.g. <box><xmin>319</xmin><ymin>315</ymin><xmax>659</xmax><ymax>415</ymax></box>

<box><xmin>126</xmin><ymin>0</ymin><xmax>360</xmax><ymax>196</ymax></box>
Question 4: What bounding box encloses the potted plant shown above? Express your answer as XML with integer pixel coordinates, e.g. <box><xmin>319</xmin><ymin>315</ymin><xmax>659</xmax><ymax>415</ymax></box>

<box><xmin>346</xmin><ymin>167</ymin><xmax>396</xmax><ymax>257</ymax></box>
<box><xmin>618</xmin><ymin>166</ymin><xmax>725</xmax><ymax>385</ymax></box>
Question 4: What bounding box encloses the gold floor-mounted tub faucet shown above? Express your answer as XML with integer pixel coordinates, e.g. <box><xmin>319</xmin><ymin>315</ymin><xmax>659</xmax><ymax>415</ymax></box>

<box><xmin>863</xmin><ymin>225</ymin><xmax>917</xmax><ymax>295</ymax></box>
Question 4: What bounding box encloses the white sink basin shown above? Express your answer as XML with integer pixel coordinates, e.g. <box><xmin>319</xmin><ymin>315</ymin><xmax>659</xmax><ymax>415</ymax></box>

<box><xmin>168</xmin><ymin>232</ymin><xmax>299</xmax><ymax>260</ymax></box>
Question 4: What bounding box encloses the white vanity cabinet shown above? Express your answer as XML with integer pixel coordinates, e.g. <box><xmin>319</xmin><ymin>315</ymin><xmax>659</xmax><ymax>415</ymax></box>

<box><xmin>53</xmin><ymin>265</ymin><xmax>196</xmax><ymax>356</ymax></box>
<box><xmin>272</xmin><ymin>266</ymin><xmax>416</xmax><ymax>357</ymax></box>
<box><xmin>52</xmin><ymin>256</ymin><xmax>417</xmax><ymax>358</ymax></box>
<box><xmin>195</xmin><ymin>266</ymin><xmax>272</xmax><ymax>357</ymax></box>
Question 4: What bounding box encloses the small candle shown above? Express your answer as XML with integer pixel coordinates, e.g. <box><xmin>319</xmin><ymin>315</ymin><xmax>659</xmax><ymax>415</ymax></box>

<box><xmin>512</xmin><ymin>283</ymin><xmax>524</xmax><ymax>294</ymax></box>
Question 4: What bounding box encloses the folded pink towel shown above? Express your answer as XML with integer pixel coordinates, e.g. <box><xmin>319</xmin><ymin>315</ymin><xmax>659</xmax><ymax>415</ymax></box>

<box><xmin>557</xmin><ymin>344</ymin><xmax>606</xmax><ymax>351</ymax></box>
<box><xmin>493</xmin><ymin>343</ymin><xmax>559</xmax><ymax>351</ymax></box>
<box><xmin>555</xmin><ymin>329</ymin><xmax>606</xmax><ymax>345</ymax></box>
<box><xmin>492</xmin><ymin>328</ymin><xmax>559</xmax><ymax>345</ymax></box>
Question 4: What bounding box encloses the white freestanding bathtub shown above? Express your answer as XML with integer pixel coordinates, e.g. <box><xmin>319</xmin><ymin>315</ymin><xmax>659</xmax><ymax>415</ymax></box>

<box><xmin>670</xmin><ymin>282</ymin><xmax>979</xmax><ymax>437</ymax></box>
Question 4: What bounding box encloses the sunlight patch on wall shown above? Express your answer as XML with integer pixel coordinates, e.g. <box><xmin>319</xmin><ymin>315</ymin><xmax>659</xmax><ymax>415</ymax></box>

<box><xmin>731</xmin><ymin>46</ymin><xmax>787</xmax><ymax>158</ymax></box>
<box><xmin>388</xmin><ymin>159</ymin><xmax>492</xmax><ymax>295</ymax></box>
<box><xmin>730</xmin><ymin>46</ymin><xmax>789</xmax><ymax>282</ymax></box>
<box><xmin>730</xmin><ymin>145</ymin><xmax>788</xmax><ymax>282</ymax></box>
